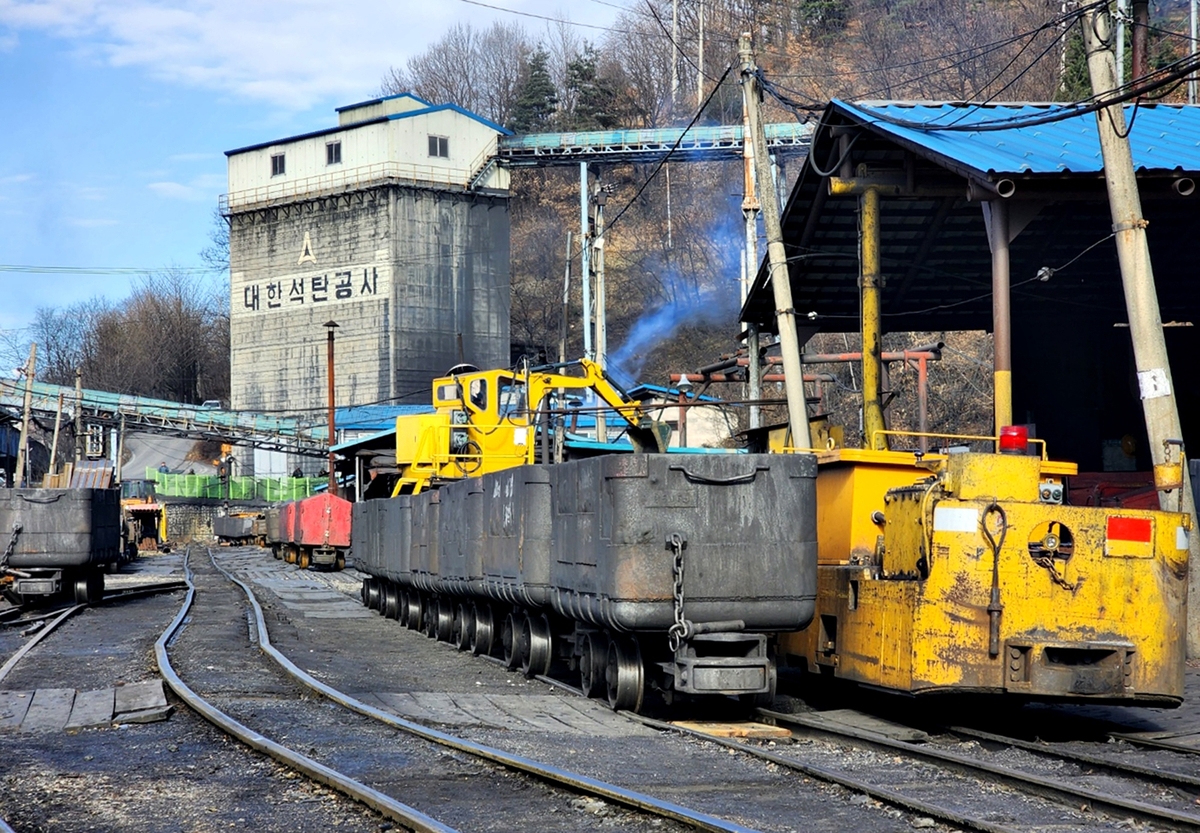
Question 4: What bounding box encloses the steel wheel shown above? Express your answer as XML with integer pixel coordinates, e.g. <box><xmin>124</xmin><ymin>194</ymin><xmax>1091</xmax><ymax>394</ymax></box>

<box><xmin>73</xmin><ymin>570</ymin><xmax>103</xmax><ymax>605</ymax></box>
<box><xmin>334</xmin><ymin>553</ymin><xmax>345</xmax><ymax>571</ymax></box>
<box><xmin>405</xmin><ymin>591</ymin><xmax>423</xmax><ymax>630</ymax></box>
<box><xmin>521</xmin><ymin>614</ymin><xmax>552</xmax><ymax>678</ymax></box>
<box><xmin>501</xmin><ymin>611</ymin><xmax>521</xmax><ymax>670</ymax></box>
<box><xmin>365</xmin><ymin>580</ymin><xmax>383</xmax><ymax>611</ymax></box>
<box><xmin>436</xmin><ymin>598</ymin><xmax>455</xmax><ymax>642</ymax></box>
<box><xmin>298</xmin><ymin>550</ymin><xmax>311</xmax><ymax>570</ymax></box>
<box><xmin>606</xmin><ymin>636</ymin><xmax>644</xmax><ymax>712</ymax></box>
<box><xmin>471</xmin><ymin>603</ymin><xmax>495</xmax><ymax>656</ymax></box>
<box><xmin>360</xmin><ymin>579</ymin><xmax>371</xmax><ymax>607</ymax></box>
<box><xmin>579</xmin><ymin>632</ymin><xmax>607</xmax><ymax>698</ymax></box>
<box><xmin>454</xmin><ymin>602</ymin><xmax>474</xmax><ymax>651</ymax></box>
<box><xmin>383</xmin><ymin>585</ymin><xmax>402</xmax><ymax>620</ymax></box>
<box><xmin>424</xmin><ymin>594</ymin><xmax>439</xmax><ymax>638</ymax></box>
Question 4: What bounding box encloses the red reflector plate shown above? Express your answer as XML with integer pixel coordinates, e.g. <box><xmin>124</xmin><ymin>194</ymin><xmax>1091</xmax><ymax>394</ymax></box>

<box><xmin>1107</xmin><ymin>516</ymin><xmax>1153</xmax><ymax>543</ymax></box>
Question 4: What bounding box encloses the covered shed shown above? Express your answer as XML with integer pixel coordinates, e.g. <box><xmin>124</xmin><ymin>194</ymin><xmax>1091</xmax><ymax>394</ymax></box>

<box><xmin>743</xmin><ymin>100</ymin><xmax>1200</xmax><ymax>472</ymax></box>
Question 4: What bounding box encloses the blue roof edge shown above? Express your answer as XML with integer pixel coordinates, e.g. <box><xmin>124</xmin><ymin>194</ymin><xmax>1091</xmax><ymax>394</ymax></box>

<box><xmin>336</xmin><ymin>91</ymin><xmax>434</xmax><ymax>112</ymax></box>
<box><xmin>387</xmin><ymin>102</ymin><xmax>513</xmax><ymax>136</ymax></box>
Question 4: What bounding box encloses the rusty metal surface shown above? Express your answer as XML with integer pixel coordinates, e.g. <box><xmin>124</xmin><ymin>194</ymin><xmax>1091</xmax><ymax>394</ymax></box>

<box><xmin>68</xmin><ymin>461</ymin><xmax>113</xmax><ymax>490</ymax></box>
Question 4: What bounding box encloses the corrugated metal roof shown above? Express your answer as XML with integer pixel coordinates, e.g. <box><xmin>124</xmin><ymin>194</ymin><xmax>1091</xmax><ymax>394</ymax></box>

<box><xmin>335</xmin><ymin>404</ymin><xmax>433</xmax><ymax>433</ymax></box>
<box><xmin>833</xmin><ymin>100</ymin><xmax>1200</xmax><ymax>177</ymax></box>
<box><xmin>69</xmin><ymin>460</ymin><xmax>114</xmax><ymax>489</ymax></box>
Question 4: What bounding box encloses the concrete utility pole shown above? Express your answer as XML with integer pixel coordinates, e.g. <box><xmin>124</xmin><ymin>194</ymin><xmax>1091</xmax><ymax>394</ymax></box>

<box><xmin>49</xmin><ymin>392</ymin><xmax>64</xmax><ymax>479</ymax></box>
<box><xmin>742</xmin><ymin>87</ymin><xmax>763</xmax><ymax>431</ymax></box>
<box><xmin>559</xmin><ymin>231</ymin><xmax>572</xmax><ymax>364</ymax></box>
<box><xmin>594</xmin><ymin>173</ymin><xmax>608</xmax><ymax>443</ymax></box>
<box><xmin>1082</xmin><ymin>6</ymin><xmax>1200</xmax><ymax>656</ymax></box>
<box><xmin>671</xmin><ymin>0</ymin><xmax>679</xmax><ymax>107</ymax></box>
<box><xmin>739</xmin><ymin>33</ymin><xmax>812</xmax><ymax>449</ymax></box>
<box><xmin>324</xmin><ymin>321</ymin><xmax>339</xmax><ymax>497</ymax></box>
<box><xmin>579</xmin><ymin>163</ymin><xmax>593</xmax><ymax>360</ymax></box>
<box><xmin>697</xmin><ymin>0</ymin><xmax>705</xmax><ymax>109</ymax></box>
<box><xmin>14</xmin><ymin>342</ymin><xmax>36</xmax><ymax>488</ymax></box>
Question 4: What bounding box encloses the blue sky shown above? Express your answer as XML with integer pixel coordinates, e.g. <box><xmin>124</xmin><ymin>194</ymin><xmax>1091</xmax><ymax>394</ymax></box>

<box><xmin>0</xmin><ymin>0</ymin><xmax>618</xmax><ymax>336</ymax></box>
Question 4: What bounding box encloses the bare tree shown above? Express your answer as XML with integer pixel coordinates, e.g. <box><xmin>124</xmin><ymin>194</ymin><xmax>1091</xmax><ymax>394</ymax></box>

<box><xmin>382</xmin><ymin>22</ymin><xmax>532</xmax><ymax>125</ymax></box>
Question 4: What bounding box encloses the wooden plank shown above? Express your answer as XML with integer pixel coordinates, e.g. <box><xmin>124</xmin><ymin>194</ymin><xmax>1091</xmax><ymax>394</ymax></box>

<box><xmin>407</xmin><ymin>692</ymin><xmax>478</xmax><ymax>725</ymax></box>
<box><xmin>445</xmin><ymin>694</ymin><xmax>519</xmax><ymax>729</ymax></box>
<box><xmin>66</xmin><ymin>688</ymin><xmax>115</xmax><ymax>730</ymax></box>
<box><xmin>113</xmin><ymin>680</ymin><xmax>166</xmax><ymax>715</ymax></box>
<box><xmin>21</xmin><ymin>688</ymin><xmax>76</xmax><ymax>733</ymax></box>
<box><xmin>374</xmin><ymin>692</ymin><xmax>443</xmax><ymax>723</ymax></box>
<box><xmin>489</xmin><ymin>695</ymin><xmax>578</xmax><ymax>733</ymax></box>
<box><xmin>0</xmin><ymin>691</ymin><xmax>33</xmax><ymax>731</ymax></box>
<box><xmin>672</xmin><ymin>720</ymin><xmax>793</xmax><ymax>740</ymax></box>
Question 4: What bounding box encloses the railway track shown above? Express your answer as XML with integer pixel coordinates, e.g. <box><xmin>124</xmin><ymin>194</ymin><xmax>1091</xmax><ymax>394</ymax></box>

<box><xmin>188</xmin><ymin>548</ymin><xmax>752</xmax><ymax>833</ymax></box>
<box><xmin>0</xmin><ymin>579</ymin><xmax>188</xmax><ymax>683</ymax></box>
<box><xmin>0</xmin><ymin>578</ymin><xmax>188</xmax><ymax>627</ymax></box>
<box><xmin>748</xmin><ymin>708</ymin><xmax>1200</xmax><ymax>832</ymax></box>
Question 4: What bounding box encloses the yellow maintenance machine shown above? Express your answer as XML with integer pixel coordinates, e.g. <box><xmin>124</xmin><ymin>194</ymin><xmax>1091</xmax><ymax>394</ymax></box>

<box><xmin>779</xmin><ymin>434</ymin><xmax>1189</xmax><ymax>704</ymax></box>
<box><xmin>120</xmin><ymin>479</ymin><xmax>169</xmax><ymax>557</ymax></box>
<box><xmin>392</xmin><ymin>359</ymin><xmax>670</xmax><ymax>495</ymax></box>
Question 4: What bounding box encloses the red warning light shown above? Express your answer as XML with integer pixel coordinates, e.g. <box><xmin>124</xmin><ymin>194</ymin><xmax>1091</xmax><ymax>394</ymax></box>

<box><xmin>999</xmin><ymin>425</ymin><xmax>1028</xmax><ymax>454</ymax></box>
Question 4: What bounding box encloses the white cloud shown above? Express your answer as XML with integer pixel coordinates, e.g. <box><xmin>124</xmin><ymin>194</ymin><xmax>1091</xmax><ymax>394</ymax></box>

<box><xmin>147</xmin><ymin>172</ymin><xmax>226</xmax><ymax>201</ymax></box>
<box><xmin>0</xmin><ymin>173</ymin><xmax>35</xmax><ymax>184</ymax></box>
<box><xmin>68</xmin><ymin>217</ymin><xmax>119</xmax><ymax>227</ymax></box>
<box><xmin>0</xmin><ymin>0</ymin><xmax>617</xmax><ymax>110</ymax></box>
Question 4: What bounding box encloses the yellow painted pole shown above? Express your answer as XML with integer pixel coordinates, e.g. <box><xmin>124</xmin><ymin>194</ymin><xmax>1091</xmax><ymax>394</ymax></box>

<box><xmin>860</xmin><ymin>187</ymin><xmax>887</xmax><ymax>449</ymax></box>
<box><xmin>990</xmin><ymin>200</ymin><xmax>1013</xmax><ymax>441</ymax></box>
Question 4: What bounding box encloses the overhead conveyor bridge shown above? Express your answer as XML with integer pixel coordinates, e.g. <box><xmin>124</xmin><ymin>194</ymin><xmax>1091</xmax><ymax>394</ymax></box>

<box><xmin>496</xmin><ymin>122</ymin><xmax>812</xmax><ymax>166</ymax></box>
<box><xmin>0</xmin><ymin>380</ymin><xmax>327</xmax><ymax>457</ymax></box>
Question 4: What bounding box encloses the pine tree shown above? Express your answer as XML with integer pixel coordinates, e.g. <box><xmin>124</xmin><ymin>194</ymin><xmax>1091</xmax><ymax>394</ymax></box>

<box><xmin>508</xmin><ymin>49</ymin><xmax>557</xmax><ymax>133</ymax></box>
<box><xmin>564</xmin><ymin>45</ymin><xmax>620</xmax><ymax>131</ymax></box>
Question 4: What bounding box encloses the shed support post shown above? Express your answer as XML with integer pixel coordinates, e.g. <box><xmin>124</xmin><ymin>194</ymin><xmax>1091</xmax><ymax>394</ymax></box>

<box><xmin>860</xmin><ymin>186</ymin><xmax>887</xmax><ymax>450</ymax></box>
<box><xmin>988</xmin><ymin>199</ymin><xmax>1013</xmax><ymax>441</ymax></box>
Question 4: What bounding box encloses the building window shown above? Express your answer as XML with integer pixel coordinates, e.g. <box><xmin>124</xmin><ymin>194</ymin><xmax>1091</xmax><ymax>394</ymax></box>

<box><xmin>271</xmin><ymin>153</ymin><xmax>286</xmax><ymax>176</ymax></box>
<box><xmin>326</xmin><ymin>141</ymin><xmax>342</xmax><ymax>165</ymax></box>
<box><xmin>428</xmin><ymin>135</ymin><xmax>449</xmax><ymax>158</ymax></box>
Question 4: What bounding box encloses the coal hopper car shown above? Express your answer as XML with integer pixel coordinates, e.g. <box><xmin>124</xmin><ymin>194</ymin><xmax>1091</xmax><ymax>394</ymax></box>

<box><xmin>0</xmin><ymin>488</ymin><xmax>122</xmax><ymax>605</ymax></box>
<box><xmin>356</xmin><ymin>452</ymin><xmax>818</xmax><ymax>711</ymax></box>
<box><xmin>264</xmin><ymin>493</ymin><xmax>351</xmax><ymax>570</ymax></box>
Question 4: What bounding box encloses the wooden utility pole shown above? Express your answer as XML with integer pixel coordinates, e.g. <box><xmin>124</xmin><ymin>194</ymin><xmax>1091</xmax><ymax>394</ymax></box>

<box><xmin>14</xmin><ymin>343</ymin><xmax>36</xmax><ymax>488</ymax></box>
<box><xmin>74</xmin><ymin>367</ymin><xmax>83</xmax><ymax>463</ymax></box>
<box><xmin>1082</xmin><ymin>6</ymin><xmax>1200</xmax><ymax>655</ymax></box>
<box><xmin>739</xmin><ymin>34</ymin><xmax>813</xmax><ymax>449</ymax></box>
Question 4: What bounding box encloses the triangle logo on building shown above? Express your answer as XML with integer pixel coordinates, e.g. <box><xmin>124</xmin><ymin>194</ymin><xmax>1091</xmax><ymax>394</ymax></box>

<box><xmin>298</xmin><ymin>231</ymin><xmax>316</xmax><ymax>265</ymax></box>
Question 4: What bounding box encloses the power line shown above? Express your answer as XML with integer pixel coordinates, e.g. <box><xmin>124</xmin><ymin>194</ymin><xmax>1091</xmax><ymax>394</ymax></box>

<box><xmin>600</xmin><ymin>62</ymin><xmax>735</xmax><ymax>237</ymax></box>
<box><xmin>456</xmin><ymin>0</ymin><xmax>638</xmax><ymax>35</ymax></box>
<box><xmin>0</xmin><ymin>264</ymin><xmax>215</xmax><ymax>275</ymax></box>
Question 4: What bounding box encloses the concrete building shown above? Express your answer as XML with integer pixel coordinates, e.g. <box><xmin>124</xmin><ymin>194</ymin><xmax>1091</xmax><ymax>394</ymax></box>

<box><xmin>224</xmin><ymin>93</ymin><xmax>512</xmax><ymax>435</ymax></box>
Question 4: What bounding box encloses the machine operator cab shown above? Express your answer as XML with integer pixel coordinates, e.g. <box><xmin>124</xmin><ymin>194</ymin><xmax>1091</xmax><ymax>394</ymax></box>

<box><xmin>393</xmin><ymin>359</ymin><xmax>670</xmax><ymax>495</ymax></box>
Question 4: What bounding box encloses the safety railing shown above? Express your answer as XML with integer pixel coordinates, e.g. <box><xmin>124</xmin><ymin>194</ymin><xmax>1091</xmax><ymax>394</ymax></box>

<box><xmin>221</xmin><ymin>161</ymin><xmax>477</xmax><ymax>213</ymax></box>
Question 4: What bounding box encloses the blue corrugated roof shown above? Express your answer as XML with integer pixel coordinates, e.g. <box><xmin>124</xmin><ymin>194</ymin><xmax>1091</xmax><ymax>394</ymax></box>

<box><xmin>833</xmin><ymin>100</ymin><xmax>1200</xmax><ymax>177</ymax></box>
<box><xmin>335</xmin><ymin>403</ymin><xmax>433</xmax><ymax>432</ymax></box>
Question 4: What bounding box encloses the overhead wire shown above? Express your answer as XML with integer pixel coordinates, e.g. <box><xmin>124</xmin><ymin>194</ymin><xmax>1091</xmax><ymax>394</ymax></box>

<box><xmin>456</xmin><ymin>0</ymin><xmax>639</xmax><ymax>35</ymax></box>
<box><xmin>599</xmin><ymin>61</ymin><xmax>734</xmax><ymax>237</ymax></box>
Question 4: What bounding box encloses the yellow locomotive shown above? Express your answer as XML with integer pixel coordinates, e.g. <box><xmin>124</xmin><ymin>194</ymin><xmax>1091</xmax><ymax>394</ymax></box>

<box><xmin>779</xmin><ymin>433</ymin><xmax>1188</xmax><ymax>705</ymax></box>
